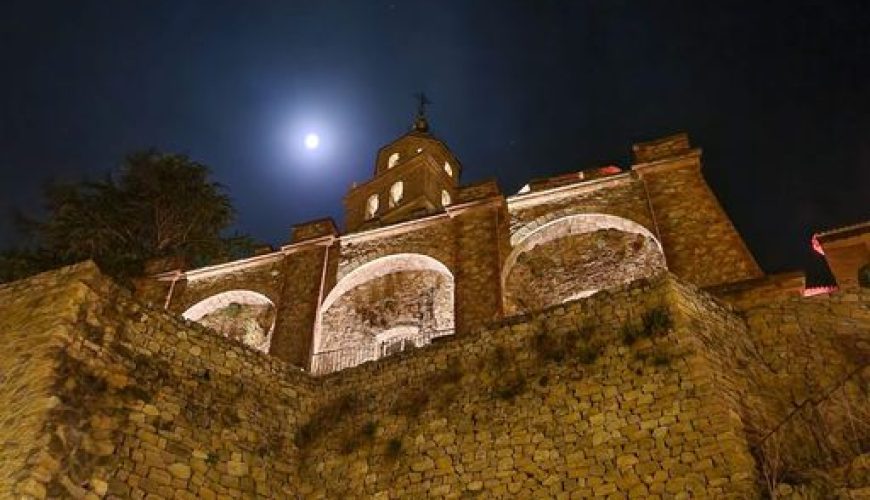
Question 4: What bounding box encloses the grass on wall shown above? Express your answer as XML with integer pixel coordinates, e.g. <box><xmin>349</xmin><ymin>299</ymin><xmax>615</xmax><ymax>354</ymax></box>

<box><xmin>622</xmin><ymin>306</ymin><xmax>673</xmax><ymax>345</ymax></box>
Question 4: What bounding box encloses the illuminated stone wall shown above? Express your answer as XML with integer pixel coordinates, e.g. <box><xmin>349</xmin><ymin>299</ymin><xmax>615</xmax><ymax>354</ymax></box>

<box><xmin>316</xmin><ymin>269</ymin><xmax>454</xmax><ymax>372</ymax></box>
<box><xmin>3</xmin><ymin>262</ymin><xmax>868</xmax><ymax>498</ymax></box>
<box><xmin>135</xmin><ymin>133</ymin><xmax>767</xmax><ymax>377</ymax></box>
<box><xmin>632</xmin><ymin>135</ymin><xmax>763</xmax><ymax>287</ymax></box>
<box><xmin>167</xmin><ymin>256</ymin><xmax>284</xmax><ymax>316</ymax></box>
<box><xmin>504</xmin><ymin>229</ymin><xmax>666</xmax><ymax>314</ymax></box>
<box><xmin>506</xmin><ymin>176</ymin><xmax>656</xmax><ymax>242</ymax></box>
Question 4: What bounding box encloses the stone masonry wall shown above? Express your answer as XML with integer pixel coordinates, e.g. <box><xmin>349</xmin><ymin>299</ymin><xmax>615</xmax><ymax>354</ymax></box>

<box><xmin>1</xmin><ymin>262</ymin><xmax>778</xmax><ymax>499</ymax></box>
<box><xmin>452</xmin><ymin>204</ymin><xmax>506</xmax><ymax>334</ymax></box>
<box><xmin>297</xmin><ymin>273</ymin><xmax>760</xmax><ymax>498</ymax></box>
<box><xmin>507</xmin><ymin>176</ymin><xmax>656</xmax><ymax>243</ymax></box>
<box><xmin>337</xmin><ymin>219</ymin><xmax>456</xmax><ymax>281</ymax></box>
<box><xmin>634</xmin><ymin>152</ymin><xmax>763</xmax><ymax>288</ymax></box>
<box><xmin>504</xmin><ymin>229</ymin><xmax>666</xmax><ymax>314</ymax></box>
<box><xmin>737</xmin><ymin>291</ymin><xmax>869</xmax><ymax>496</ymax></box>
<box><xmin>0</xmin><ymin>265</ymin><xmax>97</xmax><ymax>499</ymax></box>
<box><xmin>5</xmin><ymin>263</ymin><xmax>866</xmax><ymax>498</ymax></box>
<box><xmin>676</xmin><ymin>280</ymin><xmax>870</xmax><ymax>496</ymax></box>
<box><xmin>1</xmin><ymin>262</ymin><xmax>319</xmax><ymax>499</ymax></box>
<box><xmin>318</xmin><ymin>270</ymin><xmax>453</xmax><ymax>352</ymax></box>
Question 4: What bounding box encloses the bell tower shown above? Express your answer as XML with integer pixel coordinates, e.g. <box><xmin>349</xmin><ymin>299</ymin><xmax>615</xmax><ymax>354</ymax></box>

<box><xmin>344</xmin><ymin>95</ymin><xmax>463</xmax><ymax>232</ymax></box>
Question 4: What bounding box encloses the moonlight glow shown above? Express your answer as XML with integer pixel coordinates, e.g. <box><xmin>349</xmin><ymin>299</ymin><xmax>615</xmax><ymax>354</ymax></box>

<box><xmin>304</xmin><ymin>133</ymin><xmax>320</xmax><ymax>149</ymax></box>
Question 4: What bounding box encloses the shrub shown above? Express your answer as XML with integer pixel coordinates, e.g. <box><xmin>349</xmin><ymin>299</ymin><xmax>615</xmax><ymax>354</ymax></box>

<box><xmin>651</xmin><ymin>349</ymin><xmax>671</xmax><ymax>366</ymax></box>
<box><xmin>361</xmin><ymin>420</ymin><xmax>378</xmax><ymax>439</ymax></box>
<box><xmin>623</xmin><ymin>307</ymin><xmax>673</xmax><ymax>345</ymax></box>
<box><xmin>385</xmin><ymin>438</ymin><xmax>403</xmax><ymax>460</ymax></box>
<box><xmin>859</xmin><ymin>263</ymin><xmax>870</xmax><ymax>288</ymax></box>
<box><xmin>621</xmin><ymin>323</ymin><xmax>643</xmax><ymax>345</ymax></box>
<box><xmin>432</xmin><ymin>360</ymin><xmax>464</xmax><ymax>385</ymax></box>
<box><xmin>577</xmin><ymin>342</ymin><xmax>602</xmax><ymax>365</ymax></box>
<box><xmin>495</xmin><ymin>374</ymin><xmax>526</xmax><ymax>401</ymax></box>
<box><xmin>340</xmin><ymin>437</ymin><xmax>360</xmax><ymax>455</ymax></box>
<box><xmin>533</xmin><ymin>332</ymin><xmax>564</xmax><ymax>362</ymax></box>
<box><xmin>491</xmin><ymin>346</ymin><xmax>510</xmax><ymax>371</ymax></box>
<box><xmin>295</xmin><ymin>393</ymin><xmax>360</xmax><ymax>448</ymax></box>
<box><xmin>642</xmin><ymin>307</ymin><xmax>673</xmax><ymax>337</ymax></box>
<box><xmin>394</xmin><ymin>389</ymin><xmax>430</xmax><ymax>417</ymax></box>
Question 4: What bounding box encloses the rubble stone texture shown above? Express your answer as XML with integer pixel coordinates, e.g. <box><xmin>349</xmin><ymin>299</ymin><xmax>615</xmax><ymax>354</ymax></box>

<box><xmin>1</xmin><ymin>262</ymin><xmax>867</xmax><ymax>498</ymax></box>
<box><xmin>138</xmin><ymin>133</ymin><xmax>765</xmax><ymax>374</ymax></box>
<box><xmin>2</xmin><ymin>130</ymin><xmax>868</xmax><ymax>498</ymax></box>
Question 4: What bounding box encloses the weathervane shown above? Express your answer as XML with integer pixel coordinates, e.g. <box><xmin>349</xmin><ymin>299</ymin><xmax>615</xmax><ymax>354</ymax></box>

<box><xmin>412</xmin><ymin>92</ymin><xmax>431</xmax><ymax>132</ymax></box>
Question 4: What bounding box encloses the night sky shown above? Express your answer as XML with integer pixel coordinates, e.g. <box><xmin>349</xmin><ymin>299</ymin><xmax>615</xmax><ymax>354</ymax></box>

<box><xmin>1</xmin><ymin>1</ymin><xmax>868</xmax><ymax>284</ymax></box>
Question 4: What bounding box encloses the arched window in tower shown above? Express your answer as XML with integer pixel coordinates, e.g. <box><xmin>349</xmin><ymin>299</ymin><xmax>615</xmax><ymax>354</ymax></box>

<box><xmin>441</xmin><ymin>190</ymin><xmax>452</xmax><ymax>207</ymax></box>
<box><xmin>390</xmin><ymin>181</ymin><xmax>404</xmax><ymax>207</ymax></box>
<box><xmin>443</xmin><ymin>161</ymin><xmax>453</xmax><ymax>177</ymax></box>
<box><xmin>388</xmin><ymin>152</ymin><xmax>400</xmax><ymax>169</ymax></box>
<box><xmin>365</xmin><ymin>194</ymin><xmax>379</xmax><ymax>220</ymax></box>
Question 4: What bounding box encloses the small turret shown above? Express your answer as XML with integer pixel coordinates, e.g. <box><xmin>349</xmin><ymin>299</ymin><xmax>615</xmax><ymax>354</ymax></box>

<box><xmin>343</xmin><ymin>95</ymin><xmax>463</xmax><ymax>232</ymax></box>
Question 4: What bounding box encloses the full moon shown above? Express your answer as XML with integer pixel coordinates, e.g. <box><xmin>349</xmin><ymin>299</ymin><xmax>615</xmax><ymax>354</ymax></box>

<box><xmin>304</xmin><ymin>133</ymin><xmax>320</xmax><ymax>150</ymax></box>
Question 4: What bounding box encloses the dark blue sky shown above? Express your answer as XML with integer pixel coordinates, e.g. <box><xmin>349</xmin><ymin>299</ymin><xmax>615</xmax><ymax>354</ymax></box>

<box><xmin>1</xmin><ymin>0</ymin><xmax>868</xmax><ymax>284</ymax></box>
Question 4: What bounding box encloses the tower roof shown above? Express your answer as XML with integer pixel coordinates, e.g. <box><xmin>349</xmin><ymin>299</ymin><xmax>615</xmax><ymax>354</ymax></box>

<box><xmin>411</xmin><ymin>92</ymin><xmax>431</xmax><ymax>133</ymax></box>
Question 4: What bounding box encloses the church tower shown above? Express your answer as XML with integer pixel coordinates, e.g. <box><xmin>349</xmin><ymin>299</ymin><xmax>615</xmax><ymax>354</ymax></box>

<box><xmin>343</xmin><ymin>97</ymin><xmax>462</xmax><ymax>232</ymax></box>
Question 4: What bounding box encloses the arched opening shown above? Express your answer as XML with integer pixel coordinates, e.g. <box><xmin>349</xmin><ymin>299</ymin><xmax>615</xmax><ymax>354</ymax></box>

<box><xmin>182</xmin><ymin>290</ymin><xmax>276</xmax><ymax>353</ymax></box>
<box><xmin>502</xmin><ymin>214</ymin><xmax>666</xmax><ymax>315</ymax></box>
<box><xmin>388</xmin><ymin>152</ymin><xmax>400</xmax><ymax>169</ymax></box>
<box><xmin>365</xmin><ymin>193</ymin><xmax>379</xmax><ymax>219</ymax></box>
<box><xmin>390</xmin><ymin>181</ymin><xmax>404</xmax><ymax>207</ymax></box>
<box><xmin>441</xmin><ymin>190</ymin><xmax>452</xmax><ymax>207</ymax></box>
<box><xmin>313</xmin><ymin>253</ymin><xmax>454</xmax><ymax>374</ymax></box>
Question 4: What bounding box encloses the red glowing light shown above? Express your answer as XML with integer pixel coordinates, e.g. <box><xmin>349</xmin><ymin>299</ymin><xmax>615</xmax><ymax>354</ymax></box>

<box><xmin>600</xmin><ymin>165</ymin><xmax>622</xmax><ymax>175</ymax></box>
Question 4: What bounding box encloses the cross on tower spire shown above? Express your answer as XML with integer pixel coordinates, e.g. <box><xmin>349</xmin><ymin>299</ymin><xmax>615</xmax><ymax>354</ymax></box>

<box><xmin>412</xmin><ymin>92</ymin><xmax>431</xmax><ymax>132</ymax></box>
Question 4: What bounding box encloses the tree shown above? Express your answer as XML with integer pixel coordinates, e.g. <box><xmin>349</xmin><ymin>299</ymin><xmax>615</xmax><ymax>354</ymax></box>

<box><xmin>0</xmin><ymin>150</ymin><xmax>253</xmax><ymax>284</ymax></box>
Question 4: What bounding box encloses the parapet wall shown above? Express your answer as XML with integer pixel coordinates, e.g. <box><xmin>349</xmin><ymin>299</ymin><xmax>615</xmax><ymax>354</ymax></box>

<box><xmin>2</xmin><ymin>262</ymin><xmax>868</xmax><ymax>498</ymax></box>
<box><xmin>0</xmin><ymin>263</ymin><xmax>317</xmax><ymax>499</ymax></box>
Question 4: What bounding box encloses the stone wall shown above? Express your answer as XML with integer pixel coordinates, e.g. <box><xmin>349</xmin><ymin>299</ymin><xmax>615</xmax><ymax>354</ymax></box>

<box><xmin>297</xmin><ymin>273</ymin><xmax>760</xmax><ymax>498</ymax></box>
<box><xmin>1</xmin><ymin>262</ymin><xmax>318</xmax><ymax>499</ymax></box>
<box><xmin>503</xmin><ymin>228</ymin><xmax>665</xmax><ymax>314</ymax></box>
<box><xmin>679</xmin><ymin>279</ymin><xmax>870</xmax><ymax>496</ymax></box>
<box><xmin>338</xmin><ymin>220</ymin><xmax>456</xmax><ymax>280</ymax></box>
<box><xmin>506</xmin><ymin>175</ymin><xmax>656</xmax><ymax>242</ymax></box>
<box><xmin>452</xmin><ymin>203</ymin><xmax>506</xmax><ymax>334</ymax></box>
<box><xmin>6</xmin><ymin>263</ymin><xmax>866</xmax><ymax>498</ymax></box>
<box><xmin>0</xmin><ymin>263</ymin><xmax>753</xmax><ymax>498</ymax></box>
<box><xmin>270</xmin><ymin>243</ymin><xmax>333</xmax><ymax>368</ymax></box>
<box><xmin>317</xmin><ymin>269</ymin><xmax>453</xmax><ymax>367</ymax></box>
<box><xmin>737</xmin><ymin>290</ymin><xmax>870</xmax><ymax>496</ymax></box>
<box><xmin>0</xmin><ymin>265</ymin><xmax>93</xmax><ymax>499</ymax></box>
<box><xmin>633</xmin><ymin>147</ymin><xmax>763</xmax><ymax>288</ymax></box>
<box><xmin>167</xmin><ymin>257</ymin><xmax>284</xmax><ymax>317</ymax></box>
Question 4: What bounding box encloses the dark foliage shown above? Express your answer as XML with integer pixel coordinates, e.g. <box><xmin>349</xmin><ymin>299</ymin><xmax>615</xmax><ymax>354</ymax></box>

<box><xmin>494</xmin><ymin>374</ymin><xmax>526</xmax><ymax>401</ymax></box>
<box><xmin>385</xmin><ymin>438</ymin><xmax>403</xmax><ymax>460</ymax></box>
<box><xmin>295</xmin><ymin>393</ymin><xmax>360</xmax><ymax>449</ymax></box>
<box><xmin>0</xmin><ymin>150</ymin><xmax>254</xmax><ymax>284</ymax></box>
<box><xmin>622</xmin><ymin>307</ymin><xmax>673</xmax><ymax>345</ymax></box>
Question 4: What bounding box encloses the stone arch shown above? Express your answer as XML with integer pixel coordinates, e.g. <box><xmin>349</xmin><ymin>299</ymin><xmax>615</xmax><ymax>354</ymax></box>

<box><xmin>502</xmin><ymin>213</ymin><xmax>666</xmax><ymax>314</ymax></box>
<box><xmin>510</xmin><ymin>209</ymin><xmax>659</xmax><ymax>248</ymax></box>
<box><xmin>313</xmin><ymin>253</ymin><xmax>455</xmax><ymax>374</ymax></box>
<box><xmin>182</xmin><ymin>290</ymin><xmax>276</xmax><ymax>354</ymax></box>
